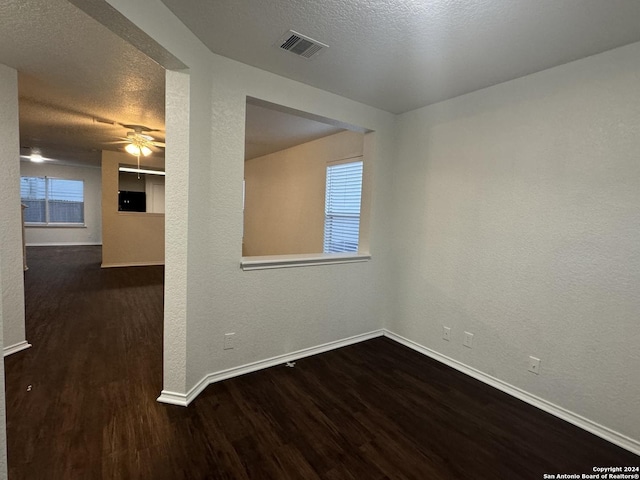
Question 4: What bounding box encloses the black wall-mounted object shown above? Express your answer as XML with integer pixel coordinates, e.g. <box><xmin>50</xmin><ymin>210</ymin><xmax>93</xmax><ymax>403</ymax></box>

<box><xmin>118</xmin><ymin>191</ymin><xmax>146</xmax><ymax>212</ymax></box>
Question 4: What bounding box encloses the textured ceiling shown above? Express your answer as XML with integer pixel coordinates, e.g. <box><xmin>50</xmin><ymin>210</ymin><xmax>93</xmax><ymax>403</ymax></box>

<box><xmin>245</xmin><ymin>101</ymin><xmax>344</xmax><ymax>160</ymax></box>
<box><xmin>161</xmin><ymin>0</ymin><xmax>640</xmax><ymax>114</ymax></box>
<box><xmin>3</xmin><ymin>0</ymin><xmax>640</xmax><ymax>166</ymax></box>
<box><xmin>0</xmin><ymin>0</ymin><xmax>344</xmax><ymax>167</ymax></box>
<box><xmin>0</xmin><ymin>0</ymin><xmax>166</xmax><ymax>167</ymax></box>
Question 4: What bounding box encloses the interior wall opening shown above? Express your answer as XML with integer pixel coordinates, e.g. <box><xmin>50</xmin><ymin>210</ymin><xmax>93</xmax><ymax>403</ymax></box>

<box><xmin>243</xmin><ymin>97</ymin><xmax>372</xmax><ymax>257</ymax></box>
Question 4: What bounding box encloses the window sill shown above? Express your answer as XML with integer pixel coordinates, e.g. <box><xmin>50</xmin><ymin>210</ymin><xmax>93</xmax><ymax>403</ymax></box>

<box><xmin>25</xmin><ymin>224</ymin><xmax>86</xmax><ymax>228</ymax></box>
<box><xmin>241</xmin><ymin>253</ymin><xmax>371</xmax><ymax>271</ymax></box>
<box><xmin>117</xmin><ymin>212</ymin><xmax>165</xmax><ymax>217</ymax></box>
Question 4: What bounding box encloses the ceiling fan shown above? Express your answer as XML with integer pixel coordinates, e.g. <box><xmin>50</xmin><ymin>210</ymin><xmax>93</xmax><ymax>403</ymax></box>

<box><xmin>98</xmin><ymin>121</ymin><xmax>165</xmax><ymax>176</ymax></box>
<box><xmin>101</xmin><ymin>122</ymin><xmax>165</xmax><ymax>156</ymax></box>
<box><xmin>123</xmin><ymin>128</ymin><xmax>165</xmax><ymax>157</ymax></box>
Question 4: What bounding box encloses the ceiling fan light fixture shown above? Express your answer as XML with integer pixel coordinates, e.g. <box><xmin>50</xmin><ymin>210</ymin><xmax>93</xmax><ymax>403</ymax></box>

<box><xmin>125</xmin><ymin>143</ymin><xmax>139</xmax><ymax>156</ymax></box>
<box><xmin>29</xmin><ymin>148</ymin><xmax>44</xmax><ymax>163</ymax></box>
<box><xmin>125</xmin><ymin>143</ymin><xmax>152</xmax><ymax>157</ymax></box>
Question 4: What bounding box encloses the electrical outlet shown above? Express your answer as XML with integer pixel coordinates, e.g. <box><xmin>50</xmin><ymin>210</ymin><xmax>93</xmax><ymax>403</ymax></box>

<box><xmin>528</xmin><ymin>356</ymin><xmax>541</xmax><ymax>374</ymax></box>
<box><xmin>463</xmin><ymin>331</ymin><xmax>474</xmax><ymax>348</ymax></box>
<box><xmin>224</xmin><ymin>333</ymin><xmax>235</xmax><ymax>350</ymax></box>
<box><xmin>442</xmin><ymin>326</ymin><xmax>451</xmax><ymax>341</ymax></box>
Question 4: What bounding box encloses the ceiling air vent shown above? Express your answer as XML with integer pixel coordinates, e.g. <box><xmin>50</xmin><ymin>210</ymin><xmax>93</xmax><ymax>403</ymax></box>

<box><xmin>275</xmin><ymin>30</ymin><xmax>328</xmax><ymax>60</ymax></box>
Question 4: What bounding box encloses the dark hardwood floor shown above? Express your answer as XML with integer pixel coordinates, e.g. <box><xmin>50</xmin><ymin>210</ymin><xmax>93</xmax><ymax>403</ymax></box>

<box><xmin>5</xmin><ymin>246</ymin><xmax>639</xmax><ymax>479</ymax></box>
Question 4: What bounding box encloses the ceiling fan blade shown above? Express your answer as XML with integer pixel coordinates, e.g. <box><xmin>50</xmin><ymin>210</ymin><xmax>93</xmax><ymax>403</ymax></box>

<box><xmin>119</xmin><ymin>123</ymin><xmax>161</xmax><ymax>133</ymax></box>
<box><xmin>93</xmin><ymin>117</ymin><xmax>118</xmax><ymax>126</ymax></box>
<box><xmin>103</xmin><ymin>136</ymin><xmax>130</xmax><ymax>143</ymax></box>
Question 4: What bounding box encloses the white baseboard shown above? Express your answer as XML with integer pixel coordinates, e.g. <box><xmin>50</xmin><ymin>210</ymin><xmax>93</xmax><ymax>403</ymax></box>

<box><xmin>155</xmin><ymin>327</ymin><xmax>639</xmax><ymax>456</ymax></box>
<box><xmin>383</xmin><ymin>329</ymin><xmax>640</xmax><ymax>457</ymax></box>
<box><xmin>101</xmin><ymin>261</ymin><xmax>164</xmax><ymax>268</ymax></box>
<box><xmin>156</xmin><ymin>390</ymin><xmax>189</xmax><ymax>407</ymax></box>
<box><xmin>3</xmin><ymin>340</ymin><xmax>32</xmax><ymax>357</ymax></box>
<box><xmin>157</xmin><ymin>329</ymin><xmax>385</xmax><ymax>407</ymax></box>
<box><xmin>27</xmin><ymin>242</ymin><xmax>102</xmax><ymax>247</ymax></box>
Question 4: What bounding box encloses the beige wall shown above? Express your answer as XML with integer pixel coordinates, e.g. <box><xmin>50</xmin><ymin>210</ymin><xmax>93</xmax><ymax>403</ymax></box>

<box><xmin>101</xmin><ymin>150</ymin><xmax>165</xmax><ymax>267</ymax></box>
<box><xmin>243</xmin><ymin>130</ymin><xmax>364</xmax><ymax>256</ymax></box>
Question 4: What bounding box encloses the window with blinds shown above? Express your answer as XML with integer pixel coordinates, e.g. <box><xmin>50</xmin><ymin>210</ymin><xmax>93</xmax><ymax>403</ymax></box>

<box><xmin>20</xmin><ymin>176</ymin><xmax>84</xmax><ymax>225</ymax></box>
<box><xmin>323</xmin><ymin>160</ymin><xmax>363</xmax><ymax>253</ymax></box>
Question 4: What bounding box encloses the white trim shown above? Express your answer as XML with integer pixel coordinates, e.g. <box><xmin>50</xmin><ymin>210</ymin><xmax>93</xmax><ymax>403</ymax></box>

<box><xmin>117</xmin><ymin>212</ymin><xmax>165</xmax><ymax>218</ymax></box>
<box><xmin>327</xmin><ymin>154</ymin><xmax>364</xmax><ymax>166</ymax></box>
<box><xmin>25</xmin><ymin>224</ymin><xmax>86</xmax><ymax>229</ymax></box>
<box><xmin>101</xmin><ymin>261</ymin><xmax>164</xmax><ymax>268</ymax></box>
<box><xmin>241</xmin><ymin>253</ymin><xmax>371</xmax><ymax>271</ymax></box>
<box><xmin>382</xmin><ymin>330</ymin><xmax>640</xmax><ymax>456</ymax></box>
<box><xmin>26</xmin><ymin>242</ymin><xmax>102</xmax><ymax>247</ymax></box>
<box><xmin>156</xmin><ymin>390</ymin><xmax>189</xmax><ymax>407</ymax></box>
<box><xmin>119</xmin><ymin>167</ymin><xmax>165</xmax><ymax>176</ymax></box>
<box><xmin>4</xmin><ymin>341</ymin><xmax>32</xmax><ymax>357</ymax></box>
<box><xmin>157</xmin><ymin>329</ymin><xmax>384</xmax><ymax>407</ymax></box>
<box><xmin>155</xmin><ymin>326</ymin><xmax>640</xmax><ymax>456</ymax></box>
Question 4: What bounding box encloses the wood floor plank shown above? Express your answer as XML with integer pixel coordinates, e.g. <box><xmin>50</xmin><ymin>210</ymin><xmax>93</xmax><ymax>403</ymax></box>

<box><xmin>5</xmin><ymin>246</ymin><xmax>639</xmax><ymax>479</ymax></box>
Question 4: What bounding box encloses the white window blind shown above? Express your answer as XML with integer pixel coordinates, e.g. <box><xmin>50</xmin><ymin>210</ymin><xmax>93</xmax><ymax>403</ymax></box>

<box><xmin>20</xmin><ymin>176</ymin><xmax>84</xmax><ymax>225</ymax></box>
<box><xmin>323</xmin><ymin>160</ymin><xmax>363</xmax><ymax>253</ymax></box>
<box><xmin>20</xmin><ymin>177</ymin><xmax>46</xmax><ymax>223</ymax></box>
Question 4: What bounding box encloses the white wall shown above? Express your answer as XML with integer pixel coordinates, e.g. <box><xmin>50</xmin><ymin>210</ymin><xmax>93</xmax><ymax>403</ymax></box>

<box><xmin>20</xmin><ymin>161</ymin><xmax>102</xmax><ymax>246</ymax></box>
<box><xmin>0</xmin><ymin>64</ymin><xmax>28</xmax><ymax>357</ymax></box>
<box><xmin>104</xmin><ymin>0</ymin><xmax>396</xmax><ymax>396</ymax></box>
<box><xmin>391</xmin><ymin>42</ymin><xmax>640</xmax><ymax>446</ymax></box>
<box><xmin>0</xmin><ymin>261</ymin><xmax>7</xmax><ymax>480</ymax></box>
<box><xmin>145</xmin><ymin>175</ymin><xmax>165</xmax><ymax>214</ymax></box>
<box><xmin>187</xmin><ymin>54</ymin><xmax>395</xmax><ymax>390</ymax></box>
<box><xmin>244</xmin><ymin>130</ymin><xmax>364</xmax><ymax>256</ymax></box>
<box><xmin>97</xmin><ymin>0</ymin><xmax>640</xmax><ymax>454</ymax></box>
<box><xmin>0</xmin><ymin>62</ymin><xmax>20</xmax><ymax>480</ymax></box>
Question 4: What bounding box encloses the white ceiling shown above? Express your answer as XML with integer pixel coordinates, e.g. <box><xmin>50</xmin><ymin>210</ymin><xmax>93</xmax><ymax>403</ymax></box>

<box><xmin>161</xmin><ymin>0</ymin><xmax>640</xmax><ymax>114</ymax></box>
<box><xmin>2</xmin><ymin>0</ymin><xmax>640</xmax><ymax>167</ymax></box>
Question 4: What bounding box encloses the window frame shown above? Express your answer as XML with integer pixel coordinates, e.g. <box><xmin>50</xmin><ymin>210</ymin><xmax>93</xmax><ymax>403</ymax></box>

<box><xmin>20</xmin><ymin>175</ymin><xmax>86</xmax><ymax>227</ymax></box>
<box><xmin>323</xmin><ymin>157</ymin><xmax>364</xmax><ymax>254</ymax></box>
